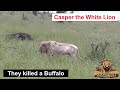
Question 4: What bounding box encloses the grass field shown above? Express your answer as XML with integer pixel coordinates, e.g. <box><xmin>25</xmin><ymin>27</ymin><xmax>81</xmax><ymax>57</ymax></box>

<box><xmin>0</xmin><ymin>11</ymin><xmax>120</xmax><ymax>79</ymax></box>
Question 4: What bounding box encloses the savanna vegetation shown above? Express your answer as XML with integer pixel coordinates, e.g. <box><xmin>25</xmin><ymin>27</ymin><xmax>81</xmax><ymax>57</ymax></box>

<box><xmin>0</xmin><ymin>11</ymin><xmax>120</xmax><ymax>79</ymax></box>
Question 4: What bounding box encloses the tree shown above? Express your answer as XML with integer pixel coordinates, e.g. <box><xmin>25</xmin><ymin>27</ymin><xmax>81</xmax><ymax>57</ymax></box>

<box><xmin>56</xmin><ymin>11</ymin><xmax>67</xmax><ymax>13</ymax></box>
<box><xmin>10</xmin><ymin>11</ymin><xmax>15</xmax><ymax>15</ymax></box>
<box><xmin>32</xmin><ymin>11</ymin><xmax>38</xmax><ymax>16</ymax></box>
<box><xmin>22</xmin><ymin>13</ymin><xmax>28</xmax><ymax>20</ymax></box>
<box><xmin>70</xmin><ymin>11</ymin><xmax>74</xmax><ymax>13</ymax></box>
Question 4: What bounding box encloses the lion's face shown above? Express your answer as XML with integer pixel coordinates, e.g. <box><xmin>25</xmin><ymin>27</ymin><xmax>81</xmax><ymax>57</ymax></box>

<box><xmin>39</xmin><ymin>42</ymin><xmax>52</xmax><ymax>53</ymax></box>
<box><xmin>102</xmin><ymin>59</ymin><xmax>111</xmax><ymax>71</ymax></box>
<box><xmin>39</xmin><ymin>43</ymin><xmax>48</xmax><ymax>53</ymax></box>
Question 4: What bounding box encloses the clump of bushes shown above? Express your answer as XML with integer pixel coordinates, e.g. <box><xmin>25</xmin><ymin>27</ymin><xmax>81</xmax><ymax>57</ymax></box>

<box><xmin>88</xmin><ymin>41</ymin><xmax>110</xmax><ymax>60</ymax></box>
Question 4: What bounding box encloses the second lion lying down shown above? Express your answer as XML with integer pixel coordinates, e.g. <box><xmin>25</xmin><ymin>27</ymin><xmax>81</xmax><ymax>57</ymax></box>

<box><xmin>38</xmin><ymin>40</ymin><xmax>82</xmax><ymax>60</ymax></box>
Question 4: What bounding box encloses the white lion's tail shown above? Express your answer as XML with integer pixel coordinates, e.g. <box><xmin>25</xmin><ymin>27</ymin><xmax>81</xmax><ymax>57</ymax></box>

<box><xmin>77</xmin><ymin>49</ymin><xmax>82</xmax><ymax>59</ymax></box>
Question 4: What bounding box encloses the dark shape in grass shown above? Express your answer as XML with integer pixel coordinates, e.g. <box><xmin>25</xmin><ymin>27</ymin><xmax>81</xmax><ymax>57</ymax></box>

<box><xmin>6</xmin><ymin>32</ymin><xmax>33</xmax><ymax>41</ymax></box>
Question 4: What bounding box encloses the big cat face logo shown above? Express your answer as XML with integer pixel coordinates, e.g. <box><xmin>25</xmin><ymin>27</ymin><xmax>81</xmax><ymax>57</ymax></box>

<box><xmin>94</xmin><ymin>58</ymin><xmax>119</xmax><ymax>78</ymax></box>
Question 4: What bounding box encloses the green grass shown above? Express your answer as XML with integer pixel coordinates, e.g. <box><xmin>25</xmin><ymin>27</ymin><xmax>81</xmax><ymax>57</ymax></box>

<box><xmin>0</xmin><ymin>12</ymin><xmax>120</xmax><ymax>79</ymax></box>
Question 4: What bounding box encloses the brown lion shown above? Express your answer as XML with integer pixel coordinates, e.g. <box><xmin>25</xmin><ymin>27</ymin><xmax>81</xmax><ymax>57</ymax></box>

<box><xmin>100</xmin><ymin>58</ymin><xmax>112</xmax><ymax>72</ymax></box>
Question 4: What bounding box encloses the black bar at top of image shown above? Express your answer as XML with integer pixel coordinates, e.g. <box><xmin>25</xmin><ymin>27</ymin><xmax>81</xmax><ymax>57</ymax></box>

<box><xmin>3</xmin><ymin>69</ymin><xmax>68</xmax><ymax>77</ymax></box>
<box><xmin>0</xmin><ymin>0</ymin><xmax>119</xmax><ymax>11</ymax></box>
